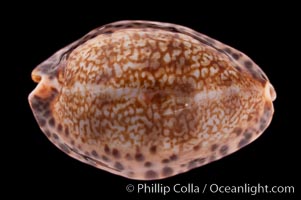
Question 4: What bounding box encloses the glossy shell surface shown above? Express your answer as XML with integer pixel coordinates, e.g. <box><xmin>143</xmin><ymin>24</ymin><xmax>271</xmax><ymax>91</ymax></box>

<box><xmin>29</xmin><ymin>20</ymin><xmax>276</xmax><ymax>180</ymax></box>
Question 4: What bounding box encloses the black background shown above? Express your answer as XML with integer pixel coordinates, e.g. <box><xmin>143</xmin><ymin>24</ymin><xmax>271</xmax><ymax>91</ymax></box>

<box><xmin>8</xmin><ymin>1</ymin><xmax>299</xmax><ymax>199</ymax></box>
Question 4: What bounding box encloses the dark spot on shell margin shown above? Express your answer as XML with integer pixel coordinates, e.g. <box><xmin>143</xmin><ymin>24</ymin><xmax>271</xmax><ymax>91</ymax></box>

<box><xmin>233</xmin><ymin>128</ymin><xmax>243</xmax><ymax>136</ymax></box>
<box><xmin>135</xmin><ymin>153</ymin><xmax>145</xmax><ymax>162</ymax></box>
<box><xmin>57</xmin><ymin>124</ymin><xmax>63</xmax><ymax>132</ymax></box>
<box><xmin>211</xmin><ymin>144</ymin><xmax>219</xmax><ymax>151</ymax></box>
<box><xmin>224</xmin><ymin>47</ymin><xmax>231</xmax><ymax>54</ymax></box>
<box><xmin>238</xmin><ymin>138</ymin><xmax>249</xmax><ymax>148</ymax></box>
<box><xmin>48</xmin><ymin>118</ymin><xmax>55</xmax><ymax>127</ymax></box>
<box><xmin>170</xmin><ymin>154</ymin><xmax>178</xmax><ymax>161</ymax></box>
<box><xmin>244</xmin><ymin>131</ymin><xmax>252</xmax><ymax>140</ymax></box>
<box><xmin>102</xmin><ymin>155</ymin><xmax>110</xmax><ymax>162</ymax></box>
<box><xmin>145</xmin><ymin>170</ymin><xmax>158</xmax><ymax>179</ymax></box>
<box><xmin>104</xmin><ymin>145</ymin><xmax>110</xmax><ymax>154</ymax></box>
<box><xmin>193</xmin><ymin>145</ymin><xmax>200</xmax><ymax>151</ymax></box>
<box><xmin>144</xmin><ymin>162</ymin><xmax>152</xmax><ymax>167</ymax></box>
<box><xmin>43</xmin><ymin>110</ymin><xmax>51</xmax><ymax>118</ymax></box>
<box><xmin>187</xmin><ymin>159</ymin><xmax>198</xmax><ymax>170</ymax></box>
<box><xmin>91</xmin><ymin>150</ymin><xmax>99</xmax><ymax>157</ymax></box>
<box><xmin>245</xmin><ymin>61</ymin><xmax>253</xmax><ymax>69</ymax></box>
<box><xmin>219</xmin><ymin>145</ymin><xmax>229</xmax><ymax>156</ymax></box>
<box><xmin>59</xmin><ymin>143</ymin><xmax>70</xmax><ymax>153</ymax></box>
<box><xmin>112</xmin><ymin>148</ymin><xmax>120</xmax><ymax>159</ymax></box>
<box><xmin>53</xmin><ymin>133</ymin><xmax>59</xmax><ymax>140</ymax></box>
<box><xmin>162</xmin><ymin>167</ymin><xmax>173</xmax><ymax>177</ymax></box>
<box><xmin>232</xmin><ymin>53</ymin><xmax>240</xmax><ymax>60</ymax></box>
<box><xmin>125</xmin><ymin>153</ymin><xmax>133</xmax><ymax>160</ymax></box>
<box><xmin>149</xmin><ymin>145</ymin><xmax>157</xmax><ymax>154</ymax></box>
<box><xmin>65</xmin><ymin>127</ymin><xmax>69</xmax><ymax>136</ymax></box>
<box><xmin>198</xmin><ymin>158</ymin><xmax>206</xmax><ymax>164</ymax></box>
<box><xmin>114</xmin><ymin>162</ymin><xmax>124</xmax><ymax>171</ymax></box>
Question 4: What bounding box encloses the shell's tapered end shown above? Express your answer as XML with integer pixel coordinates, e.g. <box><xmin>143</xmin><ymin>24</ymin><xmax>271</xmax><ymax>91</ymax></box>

<box><xmin>28</xmin><ymin>52</ymin><xmax>66</xmax><ymax>148</ymax></box>
<box><xmin>28</xmin><ymin>69</ymin><xmax>59</xmax><ymax>130</ymax></box>
<box><xmin>32</xmin><ymin>71</ymin><xmax>42</xmax><ymax>83</ymax></box>
<box><xmin>266</xmin><ymin>83</ymin><xmax>276</xmax><ymax>102</ymax></box>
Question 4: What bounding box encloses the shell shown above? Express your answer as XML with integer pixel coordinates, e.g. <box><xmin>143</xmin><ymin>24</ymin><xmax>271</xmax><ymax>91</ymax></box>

<box><xmin>28</xmin><ymin>20</ymin><xmax>276</xmax><ymax>180</ymax></box>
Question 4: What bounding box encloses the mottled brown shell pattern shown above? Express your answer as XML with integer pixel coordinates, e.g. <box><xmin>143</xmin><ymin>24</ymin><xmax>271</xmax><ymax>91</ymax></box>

<box><xmin>29</xmin><ymin>20</ymin><xmax>276</xmax><ymax>180</ymax></box>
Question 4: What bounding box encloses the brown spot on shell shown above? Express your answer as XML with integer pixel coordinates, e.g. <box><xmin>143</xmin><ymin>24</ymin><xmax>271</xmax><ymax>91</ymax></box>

<box><xmin>125</xmin><ymin>153</ymin><xmax>133</xmax><ymax>160</ymax></box>
<box><xmin>149</xmin><ymin>145</ymin><xmax>157</xmax><ymax>154</ymax></box>
<box><xmin>244</xmin><ymin>131</ymin><xmax>252</xmax><ymax>140</ymax></box>
<box><xmin>188</xmin><ymin>160</ymin><xmax>197</xmax><ymax>170</ymax></box>
<box><xmin>162</xmin><ymin>167</ymin><xmax>173</xmax><ymax>177</ymax></box>
<box><xmin>170</xmin><ymin>154</ymin><xmax>178</xmax><ymax>161</ymax></box>
<box><xmin>238</xmin><ymin>138</ymin><xmax>249</xmax><ymax>148</ymax></box>
<box><xmin>135</xmin><ymin>153</ymin><xmax>145</xmax><ymax>162</ymax></box>
<box><xmin>145</xmin><ymin>170</ymin><xmax>158</xmax><ymax>179</ymax></box>
<box><xmin>104</xmin><ymin>145</ymin><xmax>110</xmax><ymax>154</ymax></box>
<box><xmin>101</xmin><ymin>155</ymin><xmax>110</xmax><ymax>162</ymax></box>
<box><xmin>69</xmin><ymin>146</ymin><xmax>78</xmax><ymax>154</ymax></box>
<box><xmin>64</xmin><ymin>127</ymin><xmax>69</xmax><ymax>136</ymax></box>
<box><xmin>43</xmin><ymin>110</ymin><xmax>51</xmax><ymax>118</ymax></box>
<box><xmin>91</xmin><ymin>150</ymin><xmax>98</xmax><ymax>157</ymax></box>
<box><xmin>219</xmin><ymin>145</ymin><xmax>229</xmax><ymax>156</ymax></box>
<box><xmin>232</xmin><ymin>53</ymin><xmax>240</xmax><ymax>60</ymax></box>
<box><xmin>48</xmin><ymin>118</ymin><xmax>55</xmax><ymax>127</ymax></box>
<box><xmin>187</xmin><ymin>158</ymin><xmax>206</xmax><ymax>170</ymax></box>
<box><xmin>233</xmin><ymin>128</ymin><xmax>243</xmax><ymax>136</ymax></box>
<box><xmin>198</xmin><ymin>158</ymin><xmax>206</xmax><ymax>164</ymax></box>
<box><xmin>57</xmin><ymin>124</ymin><xmax>63</xmax><ymax>132</ymax></box>
<box><xmin>112</xmin><ymin>148</ymin><xmax>120</xmax><ymax>159</ymax></box>
<box><xmin>211</xmin><ymin>144</ymin><xmax>219</xmax><ymax>151</ymax></box>
<box><xmin>224</xmin><ymin>47</ymin><xmax>231</xmax><ymax>54</ymax></box>
<box><xmin>114</xmin><ymin>162</ymin><xmax>124</xmax><ymax>171</ymax></box>
<box><xmin>245</xmin><ymin>61</ymin><xmax>253</xmax><ymax>69</ymax></box>
<box><xmin>53</xmin><ymin>133</ymin><xmax>59</xmax><ymax>140</ymax></box>
<box><xmin>193</xmin><ymin>145</ymin><xmax>200</xmax><ymax>151</ymax></box>
<box><xmin>59</xmin><ymin>143</ymin><xmax>70</xmax><ymax>154</ymax></box>
<box><xmin>144</xmin><ymin>161</ymin><xmax>152</xmax><ymax>167</ymax></box>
